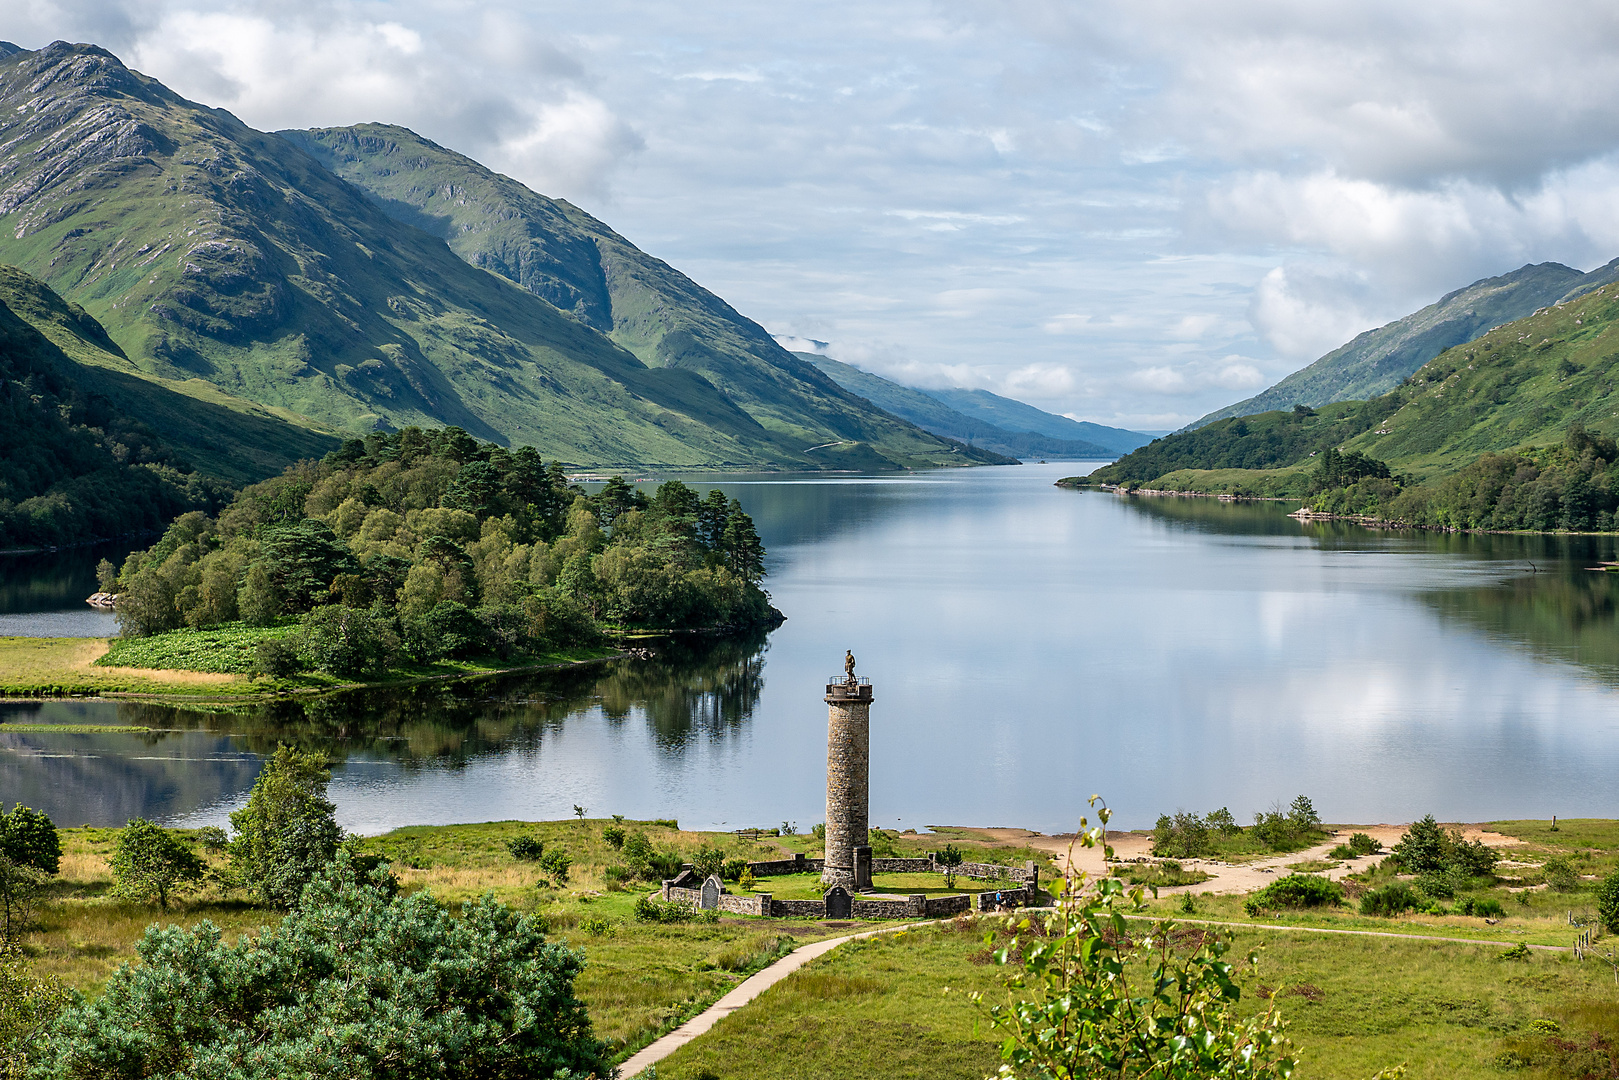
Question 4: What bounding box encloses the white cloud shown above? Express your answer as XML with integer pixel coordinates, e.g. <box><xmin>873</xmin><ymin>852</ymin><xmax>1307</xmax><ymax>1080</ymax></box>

<box><xmin>105</xmin><ymin>5</ymin><xmax>639</xmax><ymax>201</ymax></box>
<box><xmin>15</xmin><ymin>0</ymin><xmax>1619</xmax><ymax>427</ymax></box>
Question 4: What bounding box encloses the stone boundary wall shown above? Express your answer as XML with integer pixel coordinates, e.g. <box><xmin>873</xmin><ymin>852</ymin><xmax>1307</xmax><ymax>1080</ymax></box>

<box><xmin>954</xmin><ymin>861</ymin><xmax>1037</xmax><ymax>883</ymax></box>
<box><xmin>746</xmin><ymin>854</ymin><xmax>826</xmax><ymax>875</ymax></box>
<box><xmin>924</xmin><ymin>894</ymin><xmax>973</xmax><ymax>917</ymax></box>
<box><xmin>870</xmin><ymin>857</ymin><xmax>934</xmax><ymax>873</ymax></box>
<box><xmin>769</xmin><ymin>898</ymin><xmax>829</xmax><ymax>918</ymax></box>
<box><xmin>670</xmin><ymin>886</ymin><xmax>1031</xmax><ymax>920</ymax></box>
<box><xmin>850</xmin><ymin>896</ymin><xmax>923</xmax><ymax>919</ymax></box>
<box><xmin>974</xmin><ymin>885</ymin><xmax>1037</xmax><ymax>910</ymax></box>
<box><xmin>745</xmin><ymin>854</ymin><xmax>1037</xmax><ymax>883</ymax></box>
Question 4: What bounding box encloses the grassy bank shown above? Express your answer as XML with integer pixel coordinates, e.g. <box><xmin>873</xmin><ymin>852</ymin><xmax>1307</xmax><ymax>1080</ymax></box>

<box><xmin>0</xmin><ymin>632</ymin><xmax>619</xmax><ymax>701</ymax></box>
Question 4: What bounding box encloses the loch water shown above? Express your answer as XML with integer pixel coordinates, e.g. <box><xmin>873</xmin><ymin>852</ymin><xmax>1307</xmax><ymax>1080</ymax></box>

<box><xmin>3</xmin><ymin>461</ymin><xmax>1619</xmax><ymax>834</ymax></box>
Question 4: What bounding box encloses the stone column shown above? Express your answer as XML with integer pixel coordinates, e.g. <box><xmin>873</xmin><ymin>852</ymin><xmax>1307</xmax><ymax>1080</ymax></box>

<box><xmin>822</xmin><ymin>673</ymin><xmax>873</xmax><ymax>890</ymax></box>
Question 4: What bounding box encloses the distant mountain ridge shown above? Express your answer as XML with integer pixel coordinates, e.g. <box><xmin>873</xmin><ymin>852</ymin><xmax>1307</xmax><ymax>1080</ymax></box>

<box><xmin>0</xmin><ymin>42</ymin><xmax>995</xmax><ymax>471</ymax></box>
<box><xmin>1194</xmin><ymin>259</ymin><xmax>1619</xmax><ymax>429</ymax></box>
<box><xmin>799</xmin><ymin>353</ymin><xmax>1147</xmax><ymax>459</ymax></box>
<box><xmin>916</xmin><ymin>386</ymin><xmax>1149</xmax><ymax>453</ymax></box>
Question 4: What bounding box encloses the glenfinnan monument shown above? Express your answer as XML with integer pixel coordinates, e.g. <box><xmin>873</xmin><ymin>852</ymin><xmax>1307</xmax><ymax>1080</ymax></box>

<box><xmin>823</xmin><ymin>650</ymin><xmax>874</xmax><ymax>891</ymax></box>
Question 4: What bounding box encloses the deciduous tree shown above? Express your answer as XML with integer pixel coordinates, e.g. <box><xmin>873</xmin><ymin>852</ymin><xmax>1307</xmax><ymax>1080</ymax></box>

<box><xmin>109</xmin><ymin>819</ymin><xmax>205</xmax><ymax>910</ymax></box>
<box><xmin>229</xmin><ymin>745</ymin><xmax>342</xmax><ymax>908</ymax></box>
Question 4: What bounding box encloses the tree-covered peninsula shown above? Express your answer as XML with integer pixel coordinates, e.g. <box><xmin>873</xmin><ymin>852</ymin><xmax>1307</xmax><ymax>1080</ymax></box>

<box><xmin>104</xmin><ymin>427</ymin><xmax>777</xmax><ymax>681</ymax></box>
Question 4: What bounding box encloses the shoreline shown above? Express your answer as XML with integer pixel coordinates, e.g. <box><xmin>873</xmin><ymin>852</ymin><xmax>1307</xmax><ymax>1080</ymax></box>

<box><xmin>0</xmin><ymin>637</ymin><xmax>629</xmax><ymax>703</ymax></box>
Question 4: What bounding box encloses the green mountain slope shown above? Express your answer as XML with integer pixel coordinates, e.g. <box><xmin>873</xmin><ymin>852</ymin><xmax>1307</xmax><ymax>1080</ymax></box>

<box><xmin>915</xmin><ymin>386</ymin><xmax>1150</xmax><ymax>453</ymax></box>
<box><xmin>1076</xmin><ymin>280</ymin><xmax>1619</xmax><ymax>496</ymax></box>
<box><xmin>0</xmin><ymin>264</ymin><xmax>236</xmax><ymax>545</ymax></box>
<box><xmin>276</xmin><ymin>123</ymin><xmax>1000</xmax><ymax>470</ymax></box>
<box><xmin>1193</xmin><ymin>260</ymin><xmax>1619</xmax><ymax>428</ymax></box>
<box><xmin>0</xmin><ymin>44</ymin><xmax>984</xmax><ymax>471</ymax></box>
<box><xmin>798</xmin><ymin>353</ymin><xmax>1115</xmax><ymax>460</ymax></box>
<box><xmin>0</xmin><ymin>264</ymin><xmax>337</xmax><ymax>485</ymax></box>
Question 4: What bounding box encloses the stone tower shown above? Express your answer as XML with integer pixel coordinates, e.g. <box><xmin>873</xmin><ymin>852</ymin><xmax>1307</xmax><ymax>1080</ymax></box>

<box><xmin>823</xmin><ymin>651</ymin><xmax>873</xmax><ymax>891</ymax></box>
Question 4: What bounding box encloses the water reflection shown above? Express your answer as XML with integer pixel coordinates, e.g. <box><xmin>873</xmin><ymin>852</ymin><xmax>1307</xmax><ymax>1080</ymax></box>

<box><xmin>0</xmin><ymin>632</ymin><xmax>772</xmax><ymax>827</ymax></box>
<box><xmin>4</xmin><ymin>465</ymin><xmax>1619</xmax><ymax>834</ymax></box>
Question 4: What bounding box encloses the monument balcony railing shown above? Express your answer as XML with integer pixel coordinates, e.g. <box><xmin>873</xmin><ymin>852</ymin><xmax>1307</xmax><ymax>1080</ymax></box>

<box><xmin>824</xmin><ymin>676</ymin><xmax>872</xmax><ymax>700</ymax></box>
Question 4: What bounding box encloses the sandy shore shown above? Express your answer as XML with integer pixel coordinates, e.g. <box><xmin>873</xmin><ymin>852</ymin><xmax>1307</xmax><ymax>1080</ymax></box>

<box><xmin>969</xmin><ymin>824</ymin><xmax>1526</xmax><ymax>896</ymax></box>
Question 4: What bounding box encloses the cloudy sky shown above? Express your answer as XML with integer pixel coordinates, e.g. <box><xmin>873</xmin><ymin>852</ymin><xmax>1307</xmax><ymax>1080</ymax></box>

<box><xmin>12</xmin><ymin>1</ymin><xmax>1619</xmax><ymax>429</ymax></box>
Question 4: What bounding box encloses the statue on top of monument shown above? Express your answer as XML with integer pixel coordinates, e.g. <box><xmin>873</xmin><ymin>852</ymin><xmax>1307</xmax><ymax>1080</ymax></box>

<box><xmin>844</xmin><ymin>649</ymin><xmax>857</xmax><ymax>683</ymax></box>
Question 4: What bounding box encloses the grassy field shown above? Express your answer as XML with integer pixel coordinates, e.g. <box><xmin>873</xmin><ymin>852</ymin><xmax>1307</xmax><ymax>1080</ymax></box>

<box><xmin>16</xmin><ymin>819</ymin><xmax>916</xmax><ymax>1064</ymax></box>
<box><xmin>648</xmin><ymin>913</ymin><xmax>1618</xmax><ymax>1080</ymax></box>
<box><xmin>0</xmin><ymin>637</ymin><xmax>253</xmax><ymax>697</ymax></box>
<box><xmin>0</xmin><ymin>632</ymin><xmax>618</xmax><ymax>701</ymax></box>
<box><xmin>13</xmin><ymin>817</ymin><xmax>1616</xmax><ymax>1077</ymax></box>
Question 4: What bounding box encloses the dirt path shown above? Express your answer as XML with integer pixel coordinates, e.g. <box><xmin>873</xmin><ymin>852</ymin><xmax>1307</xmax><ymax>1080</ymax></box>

<box><xmin>1024</xmin><ymin>825</ymin><xmax>1525</xmax><ymax>896</ymax></box>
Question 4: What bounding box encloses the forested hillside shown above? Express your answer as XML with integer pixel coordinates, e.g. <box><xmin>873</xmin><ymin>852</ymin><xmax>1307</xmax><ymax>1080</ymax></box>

<box><xmin>1195</xmin><ymin>260</ymin><xmax>1619</xmax><ymax>428</ymax></box>
<box><xmin>0</xmin><ymin>265</ymin><xmax>338</xmax><ymax>548</ymax></box>
<box><xmin>1071</xmin><ymin>281</ymin><xmax>1619</xmax><ymax>530</ymax></box>
<box><xmin>0</xmin><ymin>43</ymin><xmax>988</xmax><ymax>471</ymax></box>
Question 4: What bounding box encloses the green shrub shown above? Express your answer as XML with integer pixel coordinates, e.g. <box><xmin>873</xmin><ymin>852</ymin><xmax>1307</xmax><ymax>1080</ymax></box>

<box><xmin>1152</xmin><ymin>812</ymin><xmax>1210</xmax><ymax>859</ymax></box>
<box><xmin>811</xmin><ymin>823</ymin><xmax>826</xmax><ymax>841</ymax></box>
<box><xmin>691</xmin><ymin>845</ymin><xmax>725</xmax><ymax>880</ymax></box>
<box><xmin>601</xmin><ymin>824</ymin><xmax>625</xmax><ymax>850</ymax></box>
<box><xmin>621</xmin><ymin>832</ymin><xmax>652</xmax><ymax>862</ymax></box>
<box><xmin>537</xmin><ymin>850</ymin><xmax>571</xmax><ymax>886</ymax></box>
<box><xmin>1348</xmin><ymin>832</ymin><xmax>1379</xmax><ymax>855</ymax></box>
<box><xmin>505</xmin><ymin>836</ymin><xmax>544</xmax><ymax>862</ymax></box>
<box><xmin>0</xmin><ymin>942</ymin><xmax>72</xmax><ymax>1076</ymax></box>
<box><xmin>1598</xmin><ymin>870</ymin><xmax>1619</xmax><ymax>933</ymax></box>
<box><xmin>0</xmin><ymin>805</ymin><xmax>60</xmax><ymax>875</ymax></box>
<box><xmin>1205</xmin><ymin>807</ymin><xmax>1241</xmax><ymax>835</ymax></box>
<box><xmin>296</xmin><ymin>603</ymin><xmax>396</xmax><ymax>677</ymax></box>
<box><xmin>651</xmin><ymin>819</ymin><xmax>678</xmax><ymax>830</ymax></box>
<box><xmin>721</xmin><ymin>858</ymin><xmax>747</xmax><ymax>882</ymax></box>
<box><xmin>253</xmin><ymin>638</ymin><xmax>301</xmax><ymax>677</ymax></box>
<box><xmin>31</xmin><ymin>854</ymin><xmax>611</xmax><ymax>1078</ymax></box>
<box><xmin>634</xmin><ymin>895</ymin><xmax>698</xmax><ymax>923</ymax></box>
<box><xmin>1328</xmin><ymin>844</ymin><xmax>1357</xmax><ymax>860</ymax></box>
<box><xmin>938</xmin><ymin>844</ymin><xmax>965</xmax><ymax>867</ymax></box>
<box><xmin>0</xmin><ymin>859</ymin><xmax>47</xmax><ymax>942</ymax></box>
<box><xmin>1457</xmin><ymin>896</ymin><xmax>1505</xmax><ymax>918</ymax></box>
<box><xmin>1414</xmin><ymin>872</ymin><xmax>1455</xmax><ymax>899</ymax></box>
<box><xmin>1542</xmin><ymin>856</ymin><xmax>1579</xmax><ymax>892</ymax></box>
<box><xmin>643</xmin><ymin>852</ymin><xmax>683</xmax><ymax>881</ymax></box>
<box><xmin>1359</xmin><ymin>882</ymin><xmax>1419</xmax><ymax>917</ymax></box>
<box><xmin>1250</xmin><ymin>874</ymin><xmax>1342</xmax><ymax>911</ymax></box>
<box><xmin>110</xmin><ymin>819</ymin><xmax>206</xmax><ymax>910</ymax></box>
<box><xmin>602</xmin><ymin>866</ymin><xmax>631</xmax><ymax>892</ymax></box>
<box><xmin>578</xmin><ymin>916</ymin><xmax>616</xmax><ymax>936</ymax></box>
